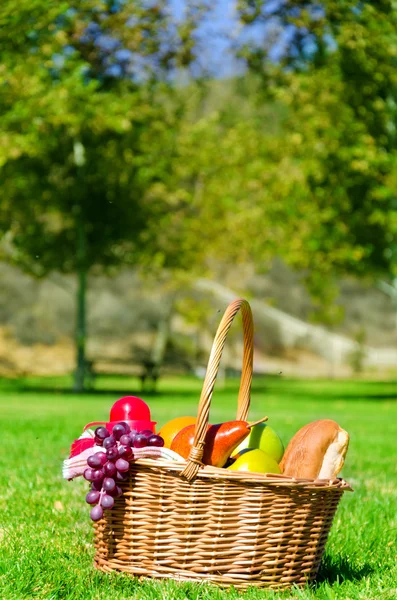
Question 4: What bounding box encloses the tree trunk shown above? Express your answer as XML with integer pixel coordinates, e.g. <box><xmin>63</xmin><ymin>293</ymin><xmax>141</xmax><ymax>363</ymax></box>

<box><xmin>151</xmin><ymin>311</ymin><xmax>172</xmax><ymax>368</ymax></box>
<box><xmin>73</xmin><ymin>211</ymin><xmax>88</xmax><ymax>393</ymax></box>
<box><xmin>378</xmin><ymin>278</ymin><xmax>397</xmax><ymax>331</ymax></box>
<box><xmin>141</xmin><ymin>300</ymin><xmax>174</xmax><ymax>392</ymax></box>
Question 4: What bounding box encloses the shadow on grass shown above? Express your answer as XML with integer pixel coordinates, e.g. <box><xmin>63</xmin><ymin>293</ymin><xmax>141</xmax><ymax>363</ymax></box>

<box><xmin>0</xmin><ymin>374</ymin><xmax>395</xmax><ymax>402</ymax></box>
<box><xmin>250</xmin><ymin>380</ymin><xmax>397</xmax><ymax>402</ymax></box>
<box><xmin>252</xmin><ymin>389</ymin><xmax>397</xmax><ymax>402</ymax></box>
<box><xmin>0</xmin><ymin>378</ymin><xmax>200</xmax><ymax>399</ymax></box>
<box><xmin>315</xmin><ymin>553</ymin><xmax>374</xmax><ymax>586</ymax></box>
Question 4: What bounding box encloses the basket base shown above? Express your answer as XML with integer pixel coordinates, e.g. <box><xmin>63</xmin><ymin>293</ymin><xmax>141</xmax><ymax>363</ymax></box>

<box><xmin>91</xmin><ymin>462</ymin><xmax>347</xmax><ymax>590</ymax></box>
<box><xmin>93</xmin><ymin>556</ymin><xmax>318</xmax><ymax>590</ymax></box>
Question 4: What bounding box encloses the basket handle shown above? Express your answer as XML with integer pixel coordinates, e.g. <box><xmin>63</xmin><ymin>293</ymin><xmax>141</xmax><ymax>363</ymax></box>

<box><xmin>181</xmin><ymin>298</ymin><xmax>254</xmax><ymax>481</ymax></box>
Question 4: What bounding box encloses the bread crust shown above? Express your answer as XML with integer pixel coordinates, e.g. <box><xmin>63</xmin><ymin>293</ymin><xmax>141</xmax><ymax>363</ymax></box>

<box><xmin>280</xmin><ymin>419</ymin><xmax>349</xmax><ymax>479</ymax></box>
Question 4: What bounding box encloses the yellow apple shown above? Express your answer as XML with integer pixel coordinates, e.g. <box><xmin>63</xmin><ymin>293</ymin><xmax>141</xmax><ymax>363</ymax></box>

<box><xmin>227</xmin><ymin>449</ymin><xmax>281</xmax><ymax>474</ymax></box>
<box><xmin>231</xmin><ymin>422</ymin><xmax>284</xmax><ymax>463</ymax></box>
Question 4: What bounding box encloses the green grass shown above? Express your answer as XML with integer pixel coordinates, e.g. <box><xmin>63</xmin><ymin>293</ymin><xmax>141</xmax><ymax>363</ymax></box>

<box><xmin>0</xmin><ymin>375</ymin><xmax>396</xmax><ymax>600</ymax></box>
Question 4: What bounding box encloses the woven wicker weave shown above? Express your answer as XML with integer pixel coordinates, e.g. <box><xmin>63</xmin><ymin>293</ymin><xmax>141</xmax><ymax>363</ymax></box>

<box><xmin>93</xmin><ymin>299</ymin><xmax>352</xmax><ymax>589</ymax></box>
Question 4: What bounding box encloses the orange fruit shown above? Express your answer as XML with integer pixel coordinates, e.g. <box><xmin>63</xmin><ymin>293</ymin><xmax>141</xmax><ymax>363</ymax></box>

<box><xmin>158</xmin><ymin>416</ymin><xmax>197</xmax><ymax>449</ymax></box>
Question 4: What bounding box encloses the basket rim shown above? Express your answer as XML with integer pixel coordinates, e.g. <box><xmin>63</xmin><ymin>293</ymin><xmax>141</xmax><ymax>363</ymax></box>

<box><xmin>130</xmin><ymin>458</ymin><xmax>353</xmax><ymax>491</ymax></box>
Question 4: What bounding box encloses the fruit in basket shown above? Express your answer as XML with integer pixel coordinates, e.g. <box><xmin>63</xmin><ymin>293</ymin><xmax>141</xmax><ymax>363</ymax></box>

<box><xmin>231</xmin><ymin>422</ymin><xmax>284</xmax><ymax>463</ymax></box>
<box><xmin>101</xmin><ymin>494</ymin><xmax>115</xmax><ymax>509</ymax></box>
<box><xmin>227</xmin><ymin>449</ymin><xmax>281</xmax><ymax>474</ymax></box>
<box><xmin>90</xmin><ymin>505</ymin><xmax>104</xmax><ymax>521</ymax></box>
<box><xmin>112</xmin><ymin>423</ymin><xmax>128</xmax><ymax>440</ymax></box>
<box><xmin>148</xmin><ymin>434</ymin><xmax>164</xmax><ymax>447</ymax></box>
<box><xmin>170</xmin><ymin>420</ymin><xmax>252</xmax><ymax>468</ymax></box>
<box><xmin>280</xmin><ymin>419</ymin><xmax>349</xmax><ymax>480</ymax></box>
<box><xmin>86</xmin><ymin>490</ymin><xmax>100</xmax><ymax>505</ymax></box>
<box><xmin>158</xmin><ymin>416</ymin><xmax>197</xmax><ymax>449</ymax></box>
<box><xmin>85</xmin><ymin>424</ymin><xmax>166</xmax><ymax>521</ymax></box>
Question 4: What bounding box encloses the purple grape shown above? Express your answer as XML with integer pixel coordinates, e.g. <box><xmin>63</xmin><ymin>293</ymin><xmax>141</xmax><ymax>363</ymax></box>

<box><xmin>108</xmin><ymin>484</ymin><xmax>123</xmax><ymax>497</ymax></box>
<box><xmin>90</xmin><ymin>505</ymin><xmax>104</xmax><ymax>522</ymax></box>
<box><xmin>101</xmin><ymin>494</ymin><xmax>115</xmax><ymax>509</ymax></box>
<box><xmin>112</xmin><ymin>423</ymin><xmax>126</xmax><ymax>440</ymax></box>
<box><xmin>95</xmin><ymin>426</ymin><xmax>110</xmax><ymax>440</ymax></box>
<box><xmin>140</xmin><ymin>429</ymin><xmax>153</xmax><ymax>438</ymax></box>
<box><xmin>84</xmin><ymin>468</ymin><xmax>95</xmax><ymax>482</ymax></box>
<box><xmin>134</xmin><ymin>433</ymin><xmax>148</xmax><ymax>448</ymax></box>
<box><xmin>91</xmin><ymin>480</ymin><xmax>102</xmax><ymax>491</ymax></box>
<box><xmin>119</xmin><ymin>434</ymin><xmax>131</xmax><ymax>446</ymax></box>
<box><xmin>103</xmin><ymin>477</ymin><xmax>116</xmax><ymax>492</ymax></box>
<box><xmin>87</xmin><ymin>452</ymin><xmax>107</xmax><ymax>469</ymax></box>
<box><xmin>116</xmin><ymin>470</ymin><xmax>129</xmax><ymax>481</ymax></box>
<box><xmin>148</xmin><ymin>434</ymin><xmax>164</xmax><ymax>448</ymax></box>
<box><xmin>87</xmin><ymin>454</ymin><xmax>101</xmax><ymax>469</ymax></box>
<box><xmin>86</xmin><ymin>490</ymin><xmax>100</xmax><ymax>505</ymax></box>
<box><xmin>119</xmin><ymin>421</ymin><xmax>131</xmax><ymax>433</ymax></box>
<box><xmin>115</xmin><ymin>458</ymin><xmax>129</xmax><ymax>473</ymax></box>
<box><xmin>107</xmin><ymin>485</ymin><xmax>118</xmax><ymax>497</ymax></box>
<box><xmin>106</xmin><ymin>446</ymin><xmax>119</xmax><ymax>461</ymax></box>
<box><xmin>91</xmin><ymin>468</ymin><xmax>105</xmax><ymax>483</ymax></box>
<box><xmin>118</xmin><ymin>445</ymin><xmax>133</xmax><ymax>460</ymax></box>
<box><xmin>103</xmin><ymin>435</ymin><xmax>116</xmax><ymax>450</ymax></box>
<box><xmin>97</xmin><ymin>451</ymin><xmax>108</xmax><ymax>465</ymax></box>
<box><xmin>104</xmin><ymin>461</ymin><xmax>117</xmax><ymax>477</ymax></box>
<box><xmin>94</xmin><ymin>436</ymin><xmax>103</xmax><ymax>446</ymax></box>
<box><xmin>129</xmin><ymin>430</ymin><xmax>137</xmax><ymax>445</ymax></box>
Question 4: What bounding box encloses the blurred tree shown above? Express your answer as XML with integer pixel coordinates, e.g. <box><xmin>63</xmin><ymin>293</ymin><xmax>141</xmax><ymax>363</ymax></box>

<box><xmin>235</xmin><ymin>0</ymin><xmax>397</xmax><ymax>308</ymax></box>
<box><xmin>0</xmin><ymin>0</ymin><xmax>209</xmax><ymax>391</ymax></box>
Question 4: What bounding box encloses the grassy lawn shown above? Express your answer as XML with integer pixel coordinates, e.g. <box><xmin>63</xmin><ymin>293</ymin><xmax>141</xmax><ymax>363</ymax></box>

<box><xmin>0</xmin><ymin>374</ymin><xmax>396</xmax><ymax>600</ymax></box>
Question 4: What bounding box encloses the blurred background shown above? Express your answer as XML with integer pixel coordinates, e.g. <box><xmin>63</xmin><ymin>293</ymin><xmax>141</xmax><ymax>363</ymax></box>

<box><xmin>0</xmin><ymin>0</ymin><xmax>396</xmax><ymax>391</ymax></box>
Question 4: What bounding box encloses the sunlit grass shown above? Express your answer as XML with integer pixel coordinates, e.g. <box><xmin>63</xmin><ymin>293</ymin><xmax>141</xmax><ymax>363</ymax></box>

<box><xmin>0</xmin><ymin>375</ymin><xmax>396</xmax><ymax>599</ymax></box>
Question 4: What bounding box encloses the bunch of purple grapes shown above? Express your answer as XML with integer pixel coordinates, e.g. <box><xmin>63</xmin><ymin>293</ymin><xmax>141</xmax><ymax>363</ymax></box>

<box><xmin>84</xmin><ymin>422</ymin><xmax>164</xmax><ymax>521</ymax></box>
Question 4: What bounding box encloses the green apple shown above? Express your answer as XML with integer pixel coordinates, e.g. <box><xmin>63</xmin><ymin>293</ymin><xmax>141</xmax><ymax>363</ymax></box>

<box><xmin>231</xmin><ymin>422</ymin><xmax>284</xmax><ymax>463</ymax></box>
<box><xmin>227</xmin><ymin>449</ymin><xmax>281</xmax><ymax>474</ymax></box>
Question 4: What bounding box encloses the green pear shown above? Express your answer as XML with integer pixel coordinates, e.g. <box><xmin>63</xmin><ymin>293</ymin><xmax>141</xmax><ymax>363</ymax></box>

<box><xmin>231</xmin><ymin>422</ymin><xmax>284</xmax><ymax>462</ymax></box>
<box><xmin>227</xmin><ymin>449</ymin><xmax>281</xmax><ymax>474</ymax></box>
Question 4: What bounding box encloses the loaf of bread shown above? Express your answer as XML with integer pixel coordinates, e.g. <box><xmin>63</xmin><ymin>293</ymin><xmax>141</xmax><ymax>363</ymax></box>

<box><xmin>280</xmin><ymin>419</ymin><xmax>349</xmax><ymax>480</ymax></box>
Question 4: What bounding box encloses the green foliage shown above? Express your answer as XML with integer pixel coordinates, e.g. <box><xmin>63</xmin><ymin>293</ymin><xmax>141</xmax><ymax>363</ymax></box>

<box><xmin>0</xmin><ymin>1</ymin><xmax>209</xmax><ymax>276</ymax></box>
<box><xmin>236</xmin><ymin>0</ymin><xmax>397</xmax><ymax>286</ymax></box>
<box><xmin>1</xmin><ymin>0</ymin><xmax>397</xmax><ymax>334</ymax></box>
<box><xmin>0</xmin><ymin>0</ymin><xmax>213</xmax><ymax>390</ymax></box>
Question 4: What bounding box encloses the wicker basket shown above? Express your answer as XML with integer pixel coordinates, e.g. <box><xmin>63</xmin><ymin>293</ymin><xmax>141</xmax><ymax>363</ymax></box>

<box><xmin>93</xmin><ymin>298</ymin><xmax>351</xmax><ymax>589</ymax></box>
